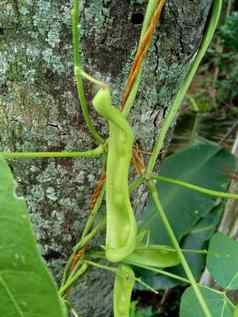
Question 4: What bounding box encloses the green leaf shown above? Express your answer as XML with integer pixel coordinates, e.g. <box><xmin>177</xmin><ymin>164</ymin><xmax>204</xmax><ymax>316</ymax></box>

<box><xmin>142</xmin><ymin>138</ymin><xmax>235</xmax><ymax>245</ymax></box>
<box><xmin>133</xmin><ymin>267</ymin><xmax>178</xmax><ymax>290</ymax></box>
<box><xmin>207</xmin><ymin>232</ymin><xmax>238</xmax><ymax>289</ymax></box>
<box><xmin>234</xmin><ymin>305</ymin><xmax>238</xmax><ymax>317</ymax></box>
<box><xmin>124</xmin><ymin>245</ymin><xmax>180</xmax><ymax>268</ymax></box>
<box><xmin>0</xmin><ymin>157</ymin><xmax>67</xmax><ymax>317</ymax></box>
<box><xmin>180</xmin><ymin>286</ymin><xmax>234</xmax><ymax>317</ymax></box>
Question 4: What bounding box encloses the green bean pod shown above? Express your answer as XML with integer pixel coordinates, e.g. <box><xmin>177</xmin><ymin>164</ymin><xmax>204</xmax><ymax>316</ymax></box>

<box><xmin>123</xmin><ymin>244</ymin><xmax>180</xmax><ymax>268</ymax></box>
<box><xmin>92</xmin><ymin>87</ymin><xmax>137</xmax><ymax>262</ymax></box>
<box><xmin>113</xmin><ymin>265</ymin><xmax>135</xmax><ymax>317</ymax></box>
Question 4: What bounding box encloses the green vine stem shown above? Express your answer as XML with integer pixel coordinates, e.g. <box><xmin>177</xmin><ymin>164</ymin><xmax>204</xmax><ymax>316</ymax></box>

<box><xmin>81</xmin><ymin>186</ymin><xmax>105</xmax><ymax>239</ymax></box>
<box><xmin>153</xmin><ymin>175</ymin><xmax>238</xmax><ymax>200</ymax></box>
<box><xmin>128</xmin><ymin>175</ymin><xmax>144</xmax><ymax>193</ymax></box>
<box><xmin>72</xmin><ymin>0</ymin><xmax>104</xmax><ymax>144</ymax></box>
<box><xmin>71</xmin><ymin>308</ymin><xmax>80</xmax><ymax>317</ymax></box>
<box><xmin>85</xmin><ymin>260</ymin><xmax>158</xmax><ymax>293</ymax></box>
<box><xmin>187</xmin><ymin>95</ymin><xmax>200</xmax><ymax>112</ymax></box>
<box><xmin>0</xmin><ymin>144</ymin><xmax>105</xmax><ymax>159</ymax></box>
<box><xmin>133</xmin><ymin>262</ymin><xmax>190</xmax><ymax>284</ymax></box>
<box><xmin>132</xmin><ymin>261</ymin><xmax>235</xmax><ymax>308</ymax></box>
<box><xmin>60</xmin><ymin>218</ymin><xmax>106</xmax><ymax>288</ymax></box>
<box><xmin>88</xmin><ymin>250</ymin><xmax>189</xmax><ymax>285</ymax></box>
<box><xmin>59</xmin><ymin>263</ymin><xmax>88</xmax><ymax>297</ymax></box>
<box><xmin>80</xmin><ymin>69</ymin><xmax>107</xmax><ymax>88</ymax></box>
<box><xmin>147</xmin><ymin>181</ymin><xmax>212</xmax><ymax>317</ymax></box>
<box><xmin>145</xmin><ymin>0</ymin><xmax>223</xmax><ymax>177</ymax></box>
<box><xmin>73</xmin><ymin>218</ymin><xmax>106</xmax><ymax>253</ymax></box>
<box><xmin>84</xmin><ymin>260</ymin><xmax>117</xmax><ymax>273</ymax></box>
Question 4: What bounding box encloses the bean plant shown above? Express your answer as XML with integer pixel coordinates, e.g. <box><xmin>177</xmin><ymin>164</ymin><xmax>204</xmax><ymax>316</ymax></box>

<box><xmin>1</xmin><ymin>0</ymin><xmax>238</xmax><ymax>317</ymax></box>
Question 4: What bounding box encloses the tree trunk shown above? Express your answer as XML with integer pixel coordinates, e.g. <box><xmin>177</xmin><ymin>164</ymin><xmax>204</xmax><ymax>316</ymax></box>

<box><xmin>0</xmin><ymin>0</ymin><xmax>212</xmax><ymax>316</ymax></box>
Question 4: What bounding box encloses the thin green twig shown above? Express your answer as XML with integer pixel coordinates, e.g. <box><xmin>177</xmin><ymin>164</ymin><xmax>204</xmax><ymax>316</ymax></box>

<box><xmin>153</xmin><ymin>175</ymin><xmax>238</xmax><ymax>200</ymax></box>
<box><xmin>72</xmin><ymin>0</ymin><xmax>104</xmax><ymax>144</ymax></box>
<box><xmin>81</xmin><ymin>186</ymin><xmax>105</xmax><ymax>239</ymax></box>
<box><xmin>132</xmin><ymin>262</ymin><xmax>190</xmax><ymax>284</ymax></box>
<box><xmin>147</xmin><ymin>181</ymin><xmax>212</xmax><ymax>317</ymax></box>
<box><xmin>71</xmin><ymin>308</ymin><xmax>81</xmax><ymax>317</ymax></box>
<box><xmin>59</xmin><ymin>263</ymin><xmax>88</xmax><ymax>297</ymax></box>
<box><xmin>80</xmin><ymin>69</ymin><xmax>107</xmax><ymax>87</ymax></box>
<box><xmin>85</xmin><ymin>260</ymin><xmax>117</xmax><ymax>273</ymax></box>
<box><xmin>85</xmin><ymin>260</ymin><xmax>158</xmax><ymax>293</ymax></box>
<box><xmin>0</xmin><ymin>145</ymin><xmax>105</xmax><ymax>159</ymax></box>
<box><xmin>73</xmin><ymin>218</ymin><xmax>106</xmax><ymax>253</ymax></box>
<box><xmin>129</xmin><ymin>175</ymin><xmax>144</xmax><ymax>192</ymax></box>
<box><xmin>61</xmin><ymin>218</ymin><xmax>106</xmax><ymax>288</ymax></box>
<box><xmin>187</xmin><ymin>95</ymin><xmax>200</xmax><ymax>112</ymax></box>
<box><xmin>134</xmin><ymin>263</ymin><xmax>231</xmax><ymax>301</ymax></box>
<box><xmin>145</xmin><ymin>0</ymin><xmax>223</xmax><ymax>177</ymax></box>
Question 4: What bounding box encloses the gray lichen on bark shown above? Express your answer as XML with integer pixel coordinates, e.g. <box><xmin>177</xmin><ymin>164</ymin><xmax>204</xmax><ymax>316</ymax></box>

<box><xmin>0</xmin><ymin>0</ymin><xmax>212</xmax><ymax>316</ymax></box>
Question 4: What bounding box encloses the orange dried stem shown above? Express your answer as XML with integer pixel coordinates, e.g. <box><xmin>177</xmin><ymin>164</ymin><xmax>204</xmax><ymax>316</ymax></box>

<box><xmin>62</xmin><ymin>247</ymin><xmax>85</xmax><ymax>295</ymax></box>
<box><xmin>132</xmin><ymin>143</ymin><xmax>146</xmax><ymax>175</ymax></box>
<box><xmin>121</xmin><ymin>0</ymin><xmax>166</xmax><ymax>110</ymax></box>
<box><xmin>90</xmin><ymin>173</ymin><xmax>106</xmax><ymax>209</ymax></box>
<box><xmin>70</xmin><ymin>248</ymin><xmax>85</xmax><ymax>274</ymax></box>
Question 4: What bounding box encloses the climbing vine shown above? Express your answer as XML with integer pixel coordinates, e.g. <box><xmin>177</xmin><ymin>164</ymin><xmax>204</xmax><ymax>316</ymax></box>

<box><xmin>0</xmin><ymin>1</ymin><xmax>238</xmax><ymax>317</ymax></box>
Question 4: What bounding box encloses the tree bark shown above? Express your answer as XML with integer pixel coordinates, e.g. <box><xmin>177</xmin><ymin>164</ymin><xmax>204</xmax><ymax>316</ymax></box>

<box><xmin>0</xmin><ymin>0</ymin><xmax>212</xmax><ymax>316</ymax></box>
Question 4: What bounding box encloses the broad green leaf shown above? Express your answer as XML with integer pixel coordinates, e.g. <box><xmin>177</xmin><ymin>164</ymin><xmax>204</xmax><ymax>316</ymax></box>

<box><xmin>142</xmin><ymin>138</ymin><xmax>235</xmax><ymax>245</ymax></box>
<box><xmin>124</xmin><ymin>245</ymin><xmax>180</xmax><ymax>268</ymax></box>
<box><xmin>0</xmin><ymin>157</ymin><xmax>67</xmax><ymax>317</ymax></box>
<box><xmin>180</xmin><ymin>286</ymin><xmax>234</xmax><ymax>317</ymax></box>
<box><xmin>207</xmin><ymin>232</ymin><xmax>238</xmax><ymax>289</ymax></box>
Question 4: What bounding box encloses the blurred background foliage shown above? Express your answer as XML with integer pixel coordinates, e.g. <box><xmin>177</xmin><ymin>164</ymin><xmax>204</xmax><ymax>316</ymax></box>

<box><xmin>171</xmin><ymin>0</ymin><xmax>238</xmax><ymax>153</ymax></box>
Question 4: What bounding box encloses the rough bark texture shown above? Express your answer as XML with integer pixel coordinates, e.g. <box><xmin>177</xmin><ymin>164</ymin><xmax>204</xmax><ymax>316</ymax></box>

<box><xmin>0</xmin><ymin>0</ymin><xmax>212</xmax><ymax>316</ymax></box>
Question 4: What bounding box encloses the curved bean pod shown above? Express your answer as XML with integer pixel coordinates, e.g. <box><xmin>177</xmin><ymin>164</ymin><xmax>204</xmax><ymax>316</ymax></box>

<box><xmin>113</xmin><ymin>265</ymin><xmax>135</xmax><ymax>317</ymax></box>
<box><xmin>92</xmin><ymin>87</ymin><xmax>137</xmax><ymax>262</ymax></box>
